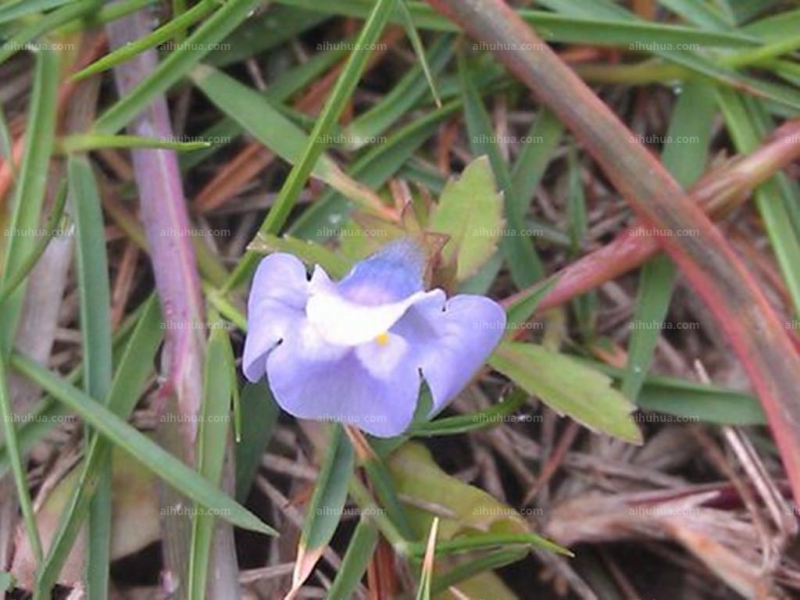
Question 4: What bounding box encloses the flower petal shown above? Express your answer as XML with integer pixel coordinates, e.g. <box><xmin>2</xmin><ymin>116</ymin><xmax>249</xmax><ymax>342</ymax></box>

<box><xmin>336</xmin><ymin>237</ymin><xmax>426</xmax><ymax>305</ymax></box>
<box><xmin>266</xmin><ymin>322</ymin><xmax>421</xmax><ymax>437</ymax></box>
<box><xmin>243</xmin><ymin>253</ymin><xmax>312</xmax><ymax>382</ymax></box>
<box><xmin>306</xmin><ymin>286</ymin><xmax>438</xmax><ymax>347</ymax></box>
<box><xmin>394</xmin><ymin>294</ymin><xmax>506</xmax><ymax>413</ymax></box>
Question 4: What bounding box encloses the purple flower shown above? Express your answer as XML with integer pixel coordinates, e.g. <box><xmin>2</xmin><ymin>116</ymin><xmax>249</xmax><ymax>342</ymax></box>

<box><xmin>243</xmin><ymin>239</ymin><xmax>506</xmax><ymax>437</ymax></box>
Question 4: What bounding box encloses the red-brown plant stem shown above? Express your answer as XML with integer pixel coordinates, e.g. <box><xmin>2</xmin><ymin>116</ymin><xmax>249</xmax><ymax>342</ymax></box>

<box><xmin>428</xmin><ymin>0</ymin><xmax>800</xmax><ymax>502</ymax></box>
<box><xmin>106</xmin><ymin>9</ymin><xmax>240</xmax><ymax>599</ymax></box>
<box><xmin>508</xmin><ymin>117</ymin><xmax>800</xmax><ymax>314</ymax></box>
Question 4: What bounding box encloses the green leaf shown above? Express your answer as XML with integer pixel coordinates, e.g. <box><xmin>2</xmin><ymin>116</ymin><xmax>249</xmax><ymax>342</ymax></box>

<box><xmin>489</xmin><ymin>342</ymin><xmax>642</xmax><ymax>443</ymax></box>
<box><xmin>9</xmin><ymin>353</ymin><xmax>276</xmax><ymax>537</ymax></box>
<box><xmin>429</xmin><ymin>156</ymin><xmax>505</xmax><ymax>281</ymax></box>
<box><xmin>388</xmin><ymin>442</ymin><xmax>564</xmax><ymax>556</ymax></box>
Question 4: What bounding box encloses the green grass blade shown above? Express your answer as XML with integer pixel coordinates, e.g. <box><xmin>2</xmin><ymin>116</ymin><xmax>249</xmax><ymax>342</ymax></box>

<box><xmin>0</xmin><ymin>181</ymin><xmax>68</xmax><ymax>307</ymax></box>
<box><xmin>205</xmin><ymin>4</ymin><xmax>329</xmax><ymax>67</ymax></box>
<box><xmin>397</xmin><ymin>1</ymin><xmax>443</xmax><ymax>107</ymax></box>
<box><xmin>459</xmin><ymin>53</ymin><xmax>544</xmax><ymax>287</ymax></box>
<box><xmin>223</xmin><ymin>0</ymin><xmax>399</xmax><ymax>291</ymax></box>
<box><xmin>234</xmin><ymin>383</ymin><xmax>279</xmax><ymax>502</ymax></box>
<box><xmin>659</xmin><ymin>0</ymin><xmax>732</xmax><ymax>29</ymax></box>
<box><xmin>0</xmin><ymin>48</ymin><xmax>59</xmax><ymax>357</ymax></box>
<box><xmin>510</xmin><ymin>109</ymin><xmax>563</xmax><ymax>210</ymax></box>
<box><xmin>271</xmin><ymin>0</ymin><xmax>758</xmax><ymax>47</ymax></box>
<box><xmin>69</xmin><ymin>155</ymin><xmax>114</xmax><ymax>599</ymax></box>
<box><xmin>34</xmin><ymin>297</ymin><xmax>163</xmax><ymax>597</ymax></box>
<box><xmin>292</xmin><ymin>425</ymin><xmax>354</xmax><ymax>593</ymax></box>
<box><xmin>289</xmin><ymin>101</ymin><xmax>460</xmax><ymax>242</ymax></box>
<box><xmin>9</xmin><ymin>353</ymin><xmax>276</xmax><ymax>536</ymax></box>
<box><xmin>341</xmin><ymin>33</ymin><xmax>452</xmax><ymax>149</ymax></box>
<box><xmin>93</xmin><ymin>0</ymin><xmax>264</xmax><ymax>134</ymax></box>
<box><xmin>60</xmin><ymin>134</ymin><xmax>211</xmax><ymax>153</ymax></box>
<box><xmin>0</xmin><ymin>357</ymin><xmax>43</xmax><ymax>565</ymax></box>
<box><xmin>430</xmin><ymin>547</ymin><xmax>528</xmax><ymax>594</ymax></box>
<box><xmin>187</xmin><ymin>324</ymin><xmax>234</xmax><ymax>600</ymax></box>
<box><xmin>72</xmin><ymin>0</ymin><xmax>219</xmax><ymax>80</ymax></box>
<box><xmin>325</xmin><ymin>518</ymin><xmax>379</xmax><ymax>600</ymax></box>
<box><xmin>621</xmin><ymin>82</ymin><xmax>716</xmax><ymax>401</ymax></box>
<box><xmin>0</xmin><ymin>0</ymin><xmax>76</xmax><ymax>25</ymax></box>
<box><xmin>0</xmin><ymin>0</ymin><xmax>95</xmax><ymax>66</ymax></box>
<box><xmin>716</xmin><ymin>89</ymin><xmax>800</xmax><ymax>317</ymax></box>
<box><xmin>0</xmin><ymin>102</ymin><xmax>13</xmax><ymax>166</ymax></box>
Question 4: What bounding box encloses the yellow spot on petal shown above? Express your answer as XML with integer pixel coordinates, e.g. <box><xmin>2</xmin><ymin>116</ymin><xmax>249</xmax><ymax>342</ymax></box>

<box><xmin>375</xmin><ymin>332</ymin><xmax>390</xmax><ymax>346</ymax></box>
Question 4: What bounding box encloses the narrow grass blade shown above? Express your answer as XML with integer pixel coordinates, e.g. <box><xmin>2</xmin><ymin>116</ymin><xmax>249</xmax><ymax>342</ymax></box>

<box><xmin>325</xmin><ymin>519</ymin><xmax>378</xmax><ymax>599</ymax></box>
<box><xmin>415</xmin><ymin>517</ymin><xmax>439</xmax><ymax>600</ymax></box>
<box><xmin>0</xmin><ymin>357</ymin><xmax>43</xmax><ymax>565</ymax></box>
<box><xmin>0</xmin><ymin>0</ymin><xmax>76</xmax><ymax>25</ymax></box>
<box><xmin>398</xmin><ymin>1</ymin><xmax>443</xmax><ymax>107</ymax></box>
<box><xmin>0</xmin><ymin>0</ymin><xmax>95</xmax><ymax>66</ymax></box>
<box><xmin>0</xmin><ymin>49</ymin><xmax>59</xmax><ymax>357</ymax></box>
<box><xmin>9</xmin><ymin>353</ymin><xmax>276</xmax><ymax>536</ymax></box>
<box><xmin>409</xmin><ymin>532</ymin><xmax>570</xmax><ymax>558</ymax></box>
<box><xmin>34</xmin><ymin>297</ymin><xmax>162</xmax><ymax>597</ymax></box>
<box><xmin>271</xmin><ymin>0</ymin><xmax>758</xmax><ymax>47</ymax></box>
<box><xmin>234</xmin><ymin>383</ymin><xmax>279</xmax><ymax>502</ymax></box>
<box><xmin>69</xmin><ymin>155</ymin><xmax>114</xmax><ymax>599</ymax></box>
<box><xmin>716</xmin><ymin>89</ymin><xmax>800</xmax><ymax>316</ymax></box>
<box><xmin>223</xmin><ymin>0</ymin><xmax>399</xmax><ymax>292</ymax></box>
<box><xmin>187</xmin><ymin>324</ymin><xmax>234</xmax><ymax>600</ymax></box>
<box><xmin>60</xmin><ymin>134</ymin><xmax>211</xmax><ymax>153</ymax></box>
<box><xmin>93</xmin><ymin>0</ymin><xmax>263</xmax><ymax>134</ymax></box>
<box><xmin>0</xmin><ymin>182</ymin><xmax>68</xmax><ymax>307</ymax></box>
<box><xmin>342</xmin><ymin>34</ymin><xmax>452</xmax><ymax>149</ymax></box>
<box><xmin>290</xmin><ymin>425</ymin><xmax>354</xmax><ymax>596</ymax></box>
<box><xmin>621</xmin><ymin>82</ymin><xmax>716</xmax><ymax>401</ymax></box>
<box><xmin>510</xmin><ymin>109</ymin><xmax>563</xmax><ymax>211</ymax></box>
<box><xmin>188</xmin><ymin>65</ymin><xmax>376</xmax><ymax>211</ymax></box>
<box><xmin>430</xmin><ymin>547</ymin><xmax>528</xmax><ymax>595</ymax></box>
<box><xmin>288</xmin><ymin>101</ymin><xmax>459</xmax><ymax>242</ymax></box>
<box><xmin>72</xmin><ymin>0</ymin><xmax>219</xmax><ymax>80</ymax></box>
<box><xmin>459</xmin><ymin>53</ymin><xmax>544</xmax><ymax>286</ymax></box>
<box><xmin>408</xmin><ymin>390</ymin><xmax>527</xmax><ymax>437</ymax></box>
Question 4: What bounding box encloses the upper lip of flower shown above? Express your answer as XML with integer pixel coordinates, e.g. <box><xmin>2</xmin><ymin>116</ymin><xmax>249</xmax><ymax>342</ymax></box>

<box><xmin>305</xmin><ymin>285</ymin><xmax>436</xmax><ymax>347</ymax></box>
